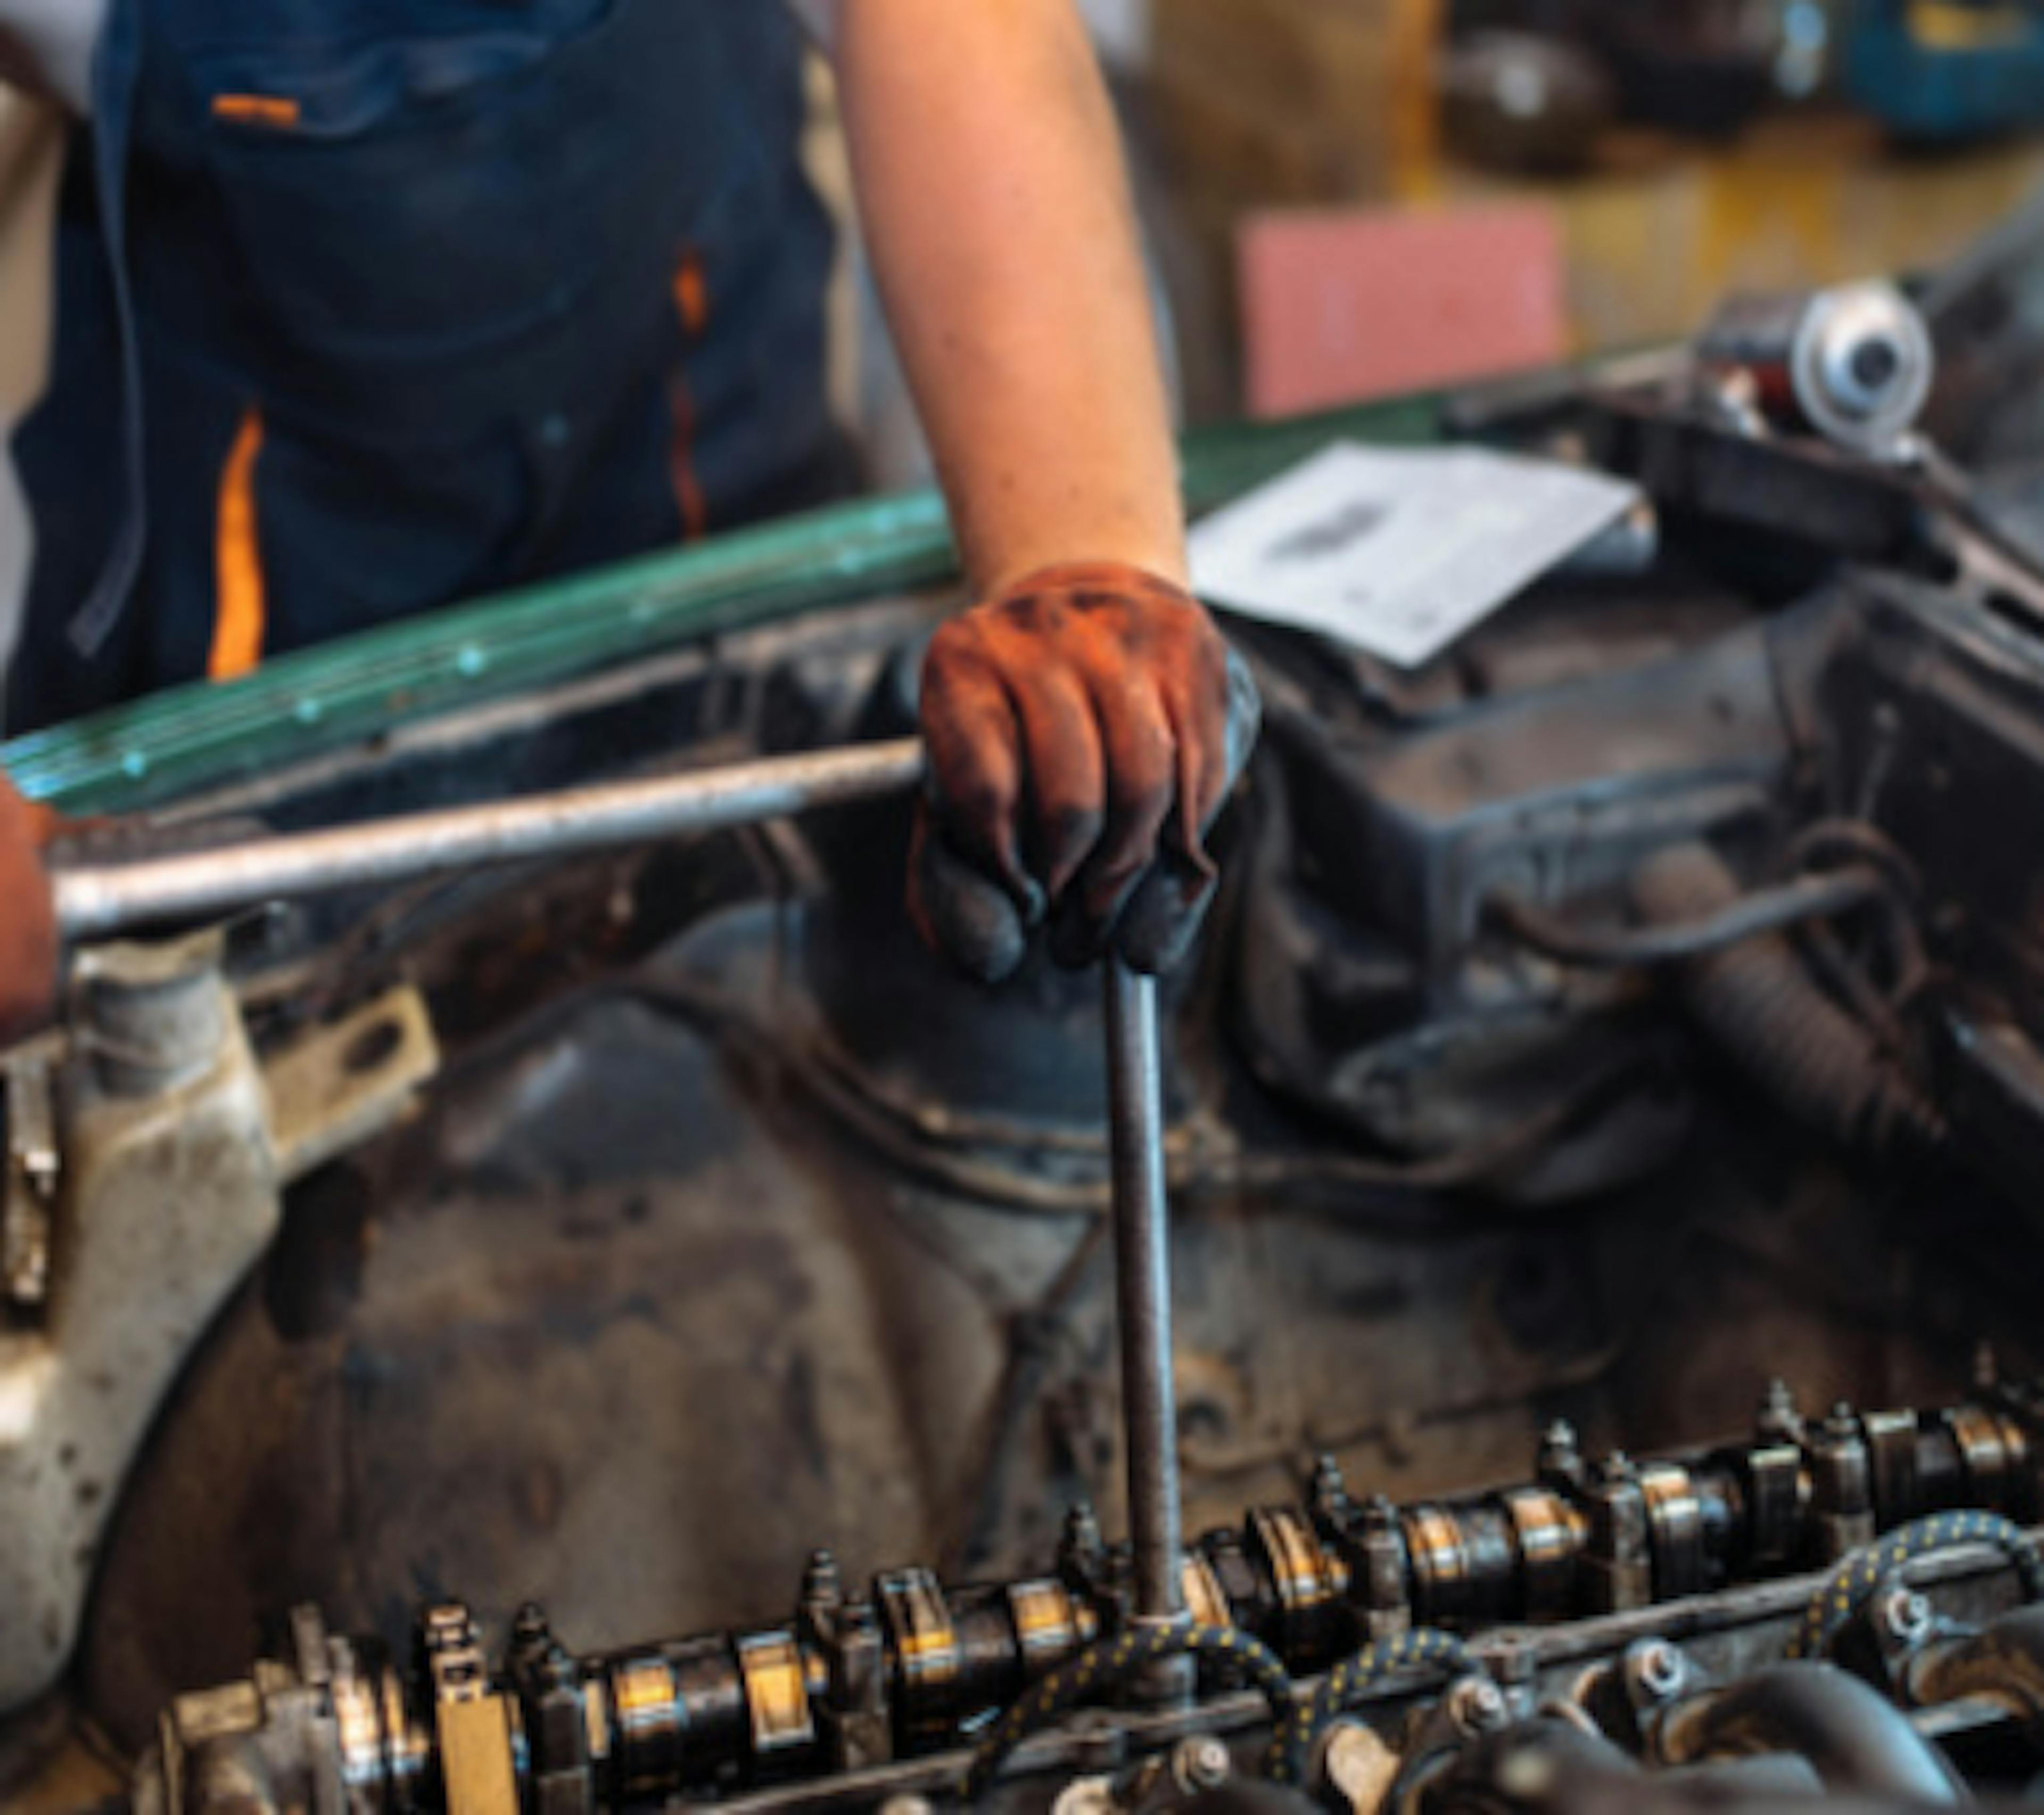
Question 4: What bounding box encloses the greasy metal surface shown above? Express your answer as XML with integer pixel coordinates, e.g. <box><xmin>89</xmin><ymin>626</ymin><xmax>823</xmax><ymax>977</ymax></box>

<box><xmin>0</xmin><ymin>964</ymin><xmax>431</xmax><ymax>1713</ymax></box>
<box><xmin>708</xmin><ymin>1538</ymin><xmax>2044</xmax><ymax>1813</ymax></box>
<box><xmin>3</xmin><ymin>1039</ymin><xmax>57</xmax><ymax>1309</ymax></box>
<box><xmin>0</xmin><ymin>940</ymin><xmax>274</xmax><ymax>1714</ymax></box>
<box><xmin>79</xmin><ymin>913</ymin><xmax>1025</xmax><ymax>1741</ymax></box>
<box><xmin>0</xmin><ymin>966</ymin><xmax>436</xmax><ymax>1713</ymax></box>
<box><xmin>264</xmin><ymin>989</ymin><xmax>440</xmax><ymax>1187</ymax></box>
<box><xmin>51</xmin><ymin>740</ymin><xmax>925</xmax><ymax>940</ymax></box>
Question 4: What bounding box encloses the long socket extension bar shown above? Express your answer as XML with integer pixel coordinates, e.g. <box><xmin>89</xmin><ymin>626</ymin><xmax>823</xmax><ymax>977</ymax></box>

<box><xmin>1104</xmin><ymin>962</ymin><xmax>1188</xmax><ymax>1660</ymax></box>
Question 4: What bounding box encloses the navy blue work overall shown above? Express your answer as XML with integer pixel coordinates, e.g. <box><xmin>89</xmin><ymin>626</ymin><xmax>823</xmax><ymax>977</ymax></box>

<box><xmin>9</xmin><ymin>0</ymin><xmax>839</xmax><ymax>732</ymax></box>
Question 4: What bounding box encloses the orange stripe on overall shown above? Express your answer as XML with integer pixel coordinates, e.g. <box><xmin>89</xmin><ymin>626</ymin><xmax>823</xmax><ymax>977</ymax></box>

<box><xmin>667</xmin><ymin>252</ymin><xmax>711</xmax><ymax>541</ymax></box>
<box><xmin>208</xmin><ymin>407</ymin><xmax>267</xmax><ymax>681</ymax></box>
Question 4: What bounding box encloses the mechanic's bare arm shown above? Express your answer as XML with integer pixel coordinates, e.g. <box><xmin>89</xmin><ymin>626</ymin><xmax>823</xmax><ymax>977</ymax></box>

<box><xmin>833</xmin><ymin>0</ymin><xmax>1183</xmax><ymax>593</ymax></box>
<box><xmin>828</xmin><ymin>0</ymin><xmax>1254</xmax><ymax>979</ymax></box>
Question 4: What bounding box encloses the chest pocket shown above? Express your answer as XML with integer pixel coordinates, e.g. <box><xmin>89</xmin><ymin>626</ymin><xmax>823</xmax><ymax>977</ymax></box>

<box><xmin>189</xmin><ymin>0</ymin><xmax>749</xmax><ymax>431</ymax></box>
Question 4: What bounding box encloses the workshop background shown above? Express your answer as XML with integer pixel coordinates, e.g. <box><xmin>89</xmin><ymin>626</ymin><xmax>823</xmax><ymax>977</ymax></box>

<box><xmin>822</xmin><ymin>0</ymin><xmax>2044</xmax><ymax>482</ymax></box>
<box><xmin>5</xmin><ymin>1</ymin><xmax>2044</xmax><ymax>598</ymax></box>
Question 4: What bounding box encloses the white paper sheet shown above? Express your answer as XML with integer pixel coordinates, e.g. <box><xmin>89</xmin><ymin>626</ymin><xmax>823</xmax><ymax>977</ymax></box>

<box><xmin>1189</xmin><ymin>442</ymin><xmax>1643</xmax><ymax>669</ymax></box>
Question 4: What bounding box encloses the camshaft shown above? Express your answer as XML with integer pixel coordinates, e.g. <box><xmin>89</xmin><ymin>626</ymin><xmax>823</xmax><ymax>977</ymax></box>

<box><xmin>144</xmin><ymin>1378</ymin><xmax>2043</xmax><ymax>1814</ymax></box>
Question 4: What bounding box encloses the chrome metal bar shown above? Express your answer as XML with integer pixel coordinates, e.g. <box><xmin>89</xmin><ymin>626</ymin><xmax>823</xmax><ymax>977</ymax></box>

<box><xmin>1102</xmin><ymin>958</ymin><xmax>1186</xmax><ymax>1645</ymax></box>
<box><xmin>51</xmin><ymin>738</ymin><xmax>927</xmax><ymax>941</ymax></box>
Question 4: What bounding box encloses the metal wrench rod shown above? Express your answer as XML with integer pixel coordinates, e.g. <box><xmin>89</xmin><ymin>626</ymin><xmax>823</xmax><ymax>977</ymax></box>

<box><xmin>51</xmin><ymin>738</ymin><xmax>928</xmax><ymax>941</ymax></box>
<box><xmin>1103</xmin><ymin>958</ymin><xmax>1186</xmax><ymax>1632</ymax></box>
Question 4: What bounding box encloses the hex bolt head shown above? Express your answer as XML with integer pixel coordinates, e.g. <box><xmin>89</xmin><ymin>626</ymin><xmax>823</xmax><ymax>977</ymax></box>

<box><xmin>1173</xmin><ymin>1735</ymin><xmax>1232</xmax><ymax>1792</ymax></box>
<box><xmin>1632</xmin><ymin>1641</ymin><xmax>1687</xmax><ymax>1701</ymax></box>
<box><xmin>1447</xmin><ymin>1676</ymin><xmax>1511</xmax><ymax>1736</ymax></box>
<box><xmin>1880</xmin><ymin>1588</ymin><xmax>1933</xmax><ymax>1646</ymax></box>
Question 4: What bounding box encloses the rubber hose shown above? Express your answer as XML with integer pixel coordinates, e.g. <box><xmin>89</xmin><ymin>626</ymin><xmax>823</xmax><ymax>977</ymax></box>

<box><xmin>1630</xmin><ymin>844</ymin><xmax>1943</xmax><ymax>1155</ymax></box>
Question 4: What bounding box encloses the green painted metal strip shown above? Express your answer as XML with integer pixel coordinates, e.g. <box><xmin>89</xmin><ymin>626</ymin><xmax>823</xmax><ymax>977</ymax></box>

<box><xmin>4</xmin><ymin>393</ymin><xmax>1440</xmax><ymax>814</ymax></box>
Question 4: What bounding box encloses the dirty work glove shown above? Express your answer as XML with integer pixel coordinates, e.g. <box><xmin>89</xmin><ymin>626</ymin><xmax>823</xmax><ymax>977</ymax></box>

<box><xmin>911</xmin><ymin>561</ymin><xmax>1260</xmax><ymax>983</ymax></box>
<box><xmin>0</xmin><ymin>771</ymin><xmax>59</xmax><ymax>1043</ymax></box>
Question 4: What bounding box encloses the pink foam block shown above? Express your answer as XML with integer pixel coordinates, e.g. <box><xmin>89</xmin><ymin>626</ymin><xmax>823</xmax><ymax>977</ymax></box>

<box><xmin>1239</xmin><ymin>202</ymin><xmax>1568</xmax><ymax>418</ymax></box>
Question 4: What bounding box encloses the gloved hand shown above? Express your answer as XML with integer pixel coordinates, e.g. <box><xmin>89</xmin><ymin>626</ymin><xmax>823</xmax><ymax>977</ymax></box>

<box><xmin>911</xmin><ymin>561</ymin><xmax>1259</xmax><ymax>982</ymax></box>
<box><xmin>0</xmin><ymin>771</ymin><xmax>59</xmax><ymax>1042</ymax></box>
